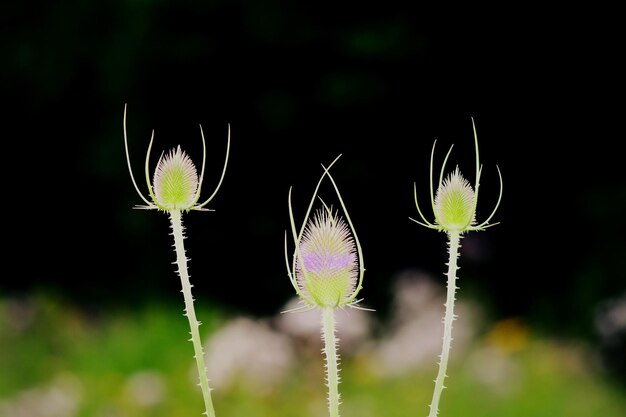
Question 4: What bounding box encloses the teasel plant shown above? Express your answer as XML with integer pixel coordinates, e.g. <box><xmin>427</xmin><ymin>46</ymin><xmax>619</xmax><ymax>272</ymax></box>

<box><xmin>411</xmin><ymin>118</ymin><xmax>502</xmax><ymax>417</ymax></box>
<box><xmin>285</xmin><ymin>155</ymin><xmax>369</xmax><ymax>417</ymax></box>
<box><xmin>123</xmin><ymin>104</ymin><xmax>230</xmax><ymax>417</ymax></box>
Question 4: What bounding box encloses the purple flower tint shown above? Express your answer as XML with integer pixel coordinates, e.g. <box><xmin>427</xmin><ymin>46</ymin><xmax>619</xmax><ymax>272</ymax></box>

<box><xmin>295</xmin><ymin>209</ymin><xmax>359</xmax><ymax>306</ymax></box>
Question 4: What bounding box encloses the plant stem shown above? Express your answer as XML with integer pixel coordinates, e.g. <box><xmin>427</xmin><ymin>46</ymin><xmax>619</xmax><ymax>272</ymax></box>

<box><xmin>170</xmin><ymin>209</ymin><xmax>216</xmax><ymax>417</ymax></box>
<box><xmin>428</xmin><ymin>231</ymin><xmax>461</xmax><ymax>417</ymax></box>
<box><xmin>322</xmin><ymin>307</ymin><xmax>341</xmax><ymax>417</ymax></box>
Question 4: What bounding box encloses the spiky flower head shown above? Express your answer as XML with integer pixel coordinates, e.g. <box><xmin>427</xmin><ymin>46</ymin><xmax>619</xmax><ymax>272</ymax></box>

<box><xmin>434</xmin><ymin>166</ymin><xmax>476</xmax><ymax>231</ymax></box>
<box><xmin>123</xmin><ymin>105</ymin><xmax>230</xmax><ymax>213</ymax></box>
<box><xmin>296</xmin><ymin>209</ymin><xmax>358</xmax><ymax>308</ymax></box>
<box><xmin>286</xmin><ymin>155</ymin><xmax>366</xmax><ymax>310</ymax></box>
<box><xmin>153</xmin><ymin>146</ymin><xmax>199</xmax><ymax>210</ymax></box>
<box><xmin>412</xmin><ymin>118</ymin><xmax>502</xmax><ymax>234</ymax></box>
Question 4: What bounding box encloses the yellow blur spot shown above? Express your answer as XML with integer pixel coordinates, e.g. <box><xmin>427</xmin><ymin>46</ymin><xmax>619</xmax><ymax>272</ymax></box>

<box><xmin>487</xmin><ymin>317</ymin><xmax>529</xmax><ymax>353</ymax></box>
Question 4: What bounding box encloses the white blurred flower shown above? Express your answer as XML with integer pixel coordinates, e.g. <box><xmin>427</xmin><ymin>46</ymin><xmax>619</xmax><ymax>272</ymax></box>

<box><xmin>595</xmin><ymin>294</ymin><xmax>626</xmax><ymax>339</ymax></box>
<box><xmin>123</xmin><ymin>370</ymin><xmax>166</xmax><ymax>408</ymax></box>
<box><xmin>371</xmin><ymin>270</ymin><xmax>479</xmax><ymax>376</ymax></box>
<box><xmin>466</xmin><ymin>345</ymin><xmax>522</xmax><ymax>395</ymax></box>
<box><xmin>0</xmin><ymin>374</ymin><xmax>82</xmax><ymax>417</ymax></box>
<box><xmin>203</xmin><ymin>317</ymin><xmax>295</xmax><ymax>393</ymax></box>
<box><xmin>276</xmin><ymin>297</ymin><xmax>373</xmax><ymax>353</ymax></box>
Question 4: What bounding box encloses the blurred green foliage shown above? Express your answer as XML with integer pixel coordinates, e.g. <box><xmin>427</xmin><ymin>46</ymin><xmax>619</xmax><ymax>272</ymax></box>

<box><xmin>1</xmin><ymin>294</ymin><xmax>624</xmax><ymax>416</ymax></box>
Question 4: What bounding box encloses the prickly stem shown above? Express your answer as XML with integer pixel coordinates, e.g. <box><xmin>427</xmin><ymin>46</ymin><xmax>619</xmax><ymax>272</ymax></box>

<box><xmin>428</xmin><ymin>231</ymin><xmax>461</xmax><ymax>417</ymax></box>
<box><xmin>322</xmin><ymin>307</ymin><xmax>341</xmax><ymax>417</ymax></box>
<box><xmin>170</xmin><ymin>209</ymin><xmax>216</xmax><ymax>417</ymax></box>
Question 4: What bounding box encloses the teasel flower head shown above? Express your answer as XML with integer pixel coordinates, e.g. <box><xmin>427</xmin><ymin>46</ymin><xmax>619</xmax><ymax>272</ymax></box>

<box><xmin>411</xmin><ymin>118</ymin><xmax>502</xmax><ymax>234</ymax></box>
<box><xmin>285</xmin><ymin>155</ymin><xmax>366</xmax><ymax>310</ymax></box>
<box><xmin>151</xmin><ymin>145</ymin><xmax>199</xmax><ymax>210</ymax></box>
<box><xmin>123</xmin><ymin>104</ymin><xmax>230</xmax><ymax>212</ymax></box>
<box><xmin>296</xmin><ymin>208</ymin><xmax>358</xmax><ymax>308</ymax></box>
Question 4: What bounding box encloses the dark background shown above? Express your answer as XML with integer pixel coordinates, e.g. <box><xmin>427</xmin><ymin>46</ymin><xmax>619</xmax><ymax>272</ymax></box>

<box><xmin>3</xmin><ymin>1</ymin><xmax>624</xmax><ymax>379</ymax></box>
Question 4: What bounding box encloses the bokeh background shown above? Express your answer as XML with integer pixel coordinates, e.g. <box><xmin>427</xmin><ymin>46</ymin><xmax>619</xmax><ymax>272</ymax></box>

<box><xmin>2</xmin><ymin>2</ymin><xmax>625</xmax><ymax>416</ymax></box>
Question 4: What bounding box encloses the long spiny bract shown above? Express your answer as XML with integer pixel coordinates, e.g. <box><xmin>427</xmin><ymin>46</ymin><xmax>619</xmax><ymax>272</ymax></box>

<box><xmin>123</xmin><ymin>104</ymin><xmax>231</xmax><ymax>213</ymax></box>
<box><xmin>411</xmin><ymin>118</ymin><xmax>503</xmax><ymax>234</ymax></box>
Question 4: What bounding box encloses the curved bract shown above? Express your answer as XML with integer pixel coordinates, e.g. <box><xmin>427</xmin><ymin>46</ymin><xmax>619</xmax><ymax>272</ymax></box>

<box><xmin>284</xmin><ymin>155</ymin><xmax>366</xmax><ymax>311</ymax></box>
<box><xmin>411</xmin><ymin>118</ymin><xmax>502</xmax><ymax>233</ymax></box>
<box><xmin>123</xmin><ymin>104</ymin><xmax>231</xmax><ymax>212</ymax></box>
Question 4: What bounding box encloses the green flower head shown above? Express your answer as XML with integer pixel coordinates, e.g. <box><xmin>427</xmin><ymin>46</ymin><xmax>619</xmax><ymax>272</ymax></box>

<box><xmin>123</xmin><ymin>104</ymin><xmax>230</xmax><ymax>212</ymax></box>
<box><xmin>434</xmin><ymin>166</ymin><xmax>476</xmax><ymax>230</ymax></box>
<box><xmin>411</xmin><ymin>118</ymin><xmax>502</xmax><ymax>233</ymax></box>
<box><xmin>152</xmin><ymin>145</ymin><xmax>199</xmax><ymax>210</ymax></box>
<box><xmin>285</xmin><ymin>155</ymin><xmax>366</xmax><ymax>310</ymax></box>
